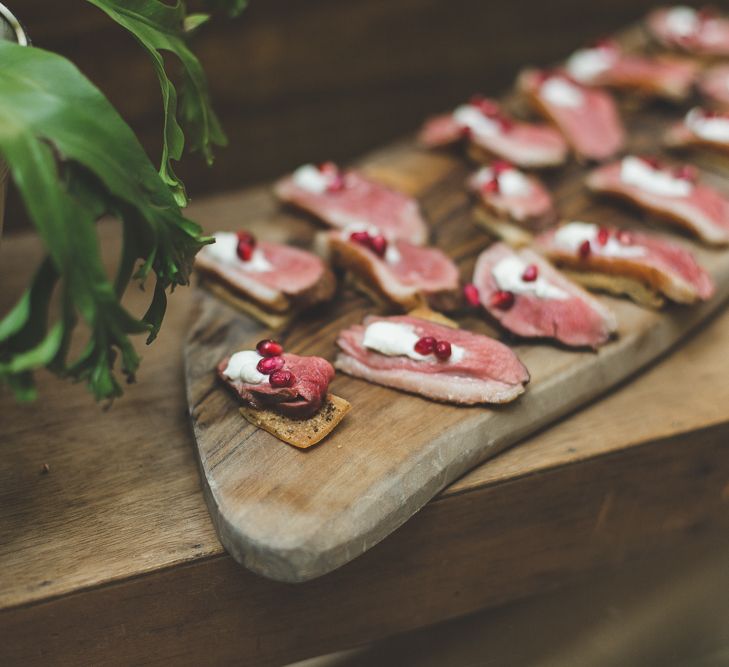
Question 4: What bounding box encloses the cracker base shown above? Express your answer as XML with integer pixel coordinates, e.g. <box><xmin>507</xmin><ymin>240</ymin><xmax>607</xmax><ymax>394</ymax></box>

<box><xmin>472</xmin><ymin>208</ymin><xmax>533</xmax><ymax>248</ymax></box>
<box><xmin>239</xmin><ymin>394</ymin><xmax>351</xmax><ymax>449</ymax></box>
<box><xmin>562</xmin><ymin>270</ymin><xmax>665</xmax><ymax>309</ymax></box>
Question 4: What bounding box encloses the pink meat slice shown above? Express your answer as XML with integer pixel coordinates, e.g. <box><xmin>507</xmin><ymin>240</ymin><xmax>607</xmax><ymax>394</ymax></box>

<box><xmin>473</xmin><ymin>243</ymin><xmax>617</xmax><ymax>349</ymax></box>
<box><xmin>536</xmin><ymin>226</ymin><xmax>715</xmax><ymax>304</ymax></box>
<box><xmin>335</xmin><ymin>315</ymin><xmax>529</xmax><ymax>404</ymax></box>
<box><xmin>699</xmin><ymin>65</ymin><xmax>729</xmax><ymax>108</ymax></box>
<box><xmin>196</xmin><ymin>240</ymin><xmax>327</xmax><ymax>304</ymax></box>
<box><xmin>329</xmin><ymin>232</ymin><xmax>459</xmax><ymax>302</ymax></box>
<box><xmin>519</xmin><ymin>69</ymin><xmax>625</xmax><ymax>162</ymax></box>
<box><xmin>467</xmin><ymin>167</ymin><xmax>556</xmax><ymax>228</ymax></box>
<box><xmin>418</xmin><ymin>111</ymin><xmax>568</xmax><ymax>168</ymax></box>
<box><xmin>581</xmin><ymin>52</ymin><xmax>697</xmax><ymax>100</ymax></box>
<box><xmin>647</xmin><ymin>8</ymin><xmax>729</xmax><ymax>57</ymax></box>
<box><xmin>586</xmin><ymin>161</ymin><xmax>729</xmax><ymax>246</ymax></box>
<box><xmin>218</xmin><ymin>353</ymin><xmax>335</xmax><ymax>419</ymax></box>
<box><xmin>274</xmin><ymin>170</ymin><xmax>429</xmax><ymax>245</ymax></box>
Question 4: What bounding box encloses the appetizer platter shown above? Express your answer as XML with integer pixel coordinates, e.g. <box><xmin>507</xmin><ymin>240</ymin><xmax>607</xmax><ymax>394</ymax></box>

<box><xmin>186</xmin><ymin>15</ymin><xmax>729</xmax><ymax>582</ymax></box>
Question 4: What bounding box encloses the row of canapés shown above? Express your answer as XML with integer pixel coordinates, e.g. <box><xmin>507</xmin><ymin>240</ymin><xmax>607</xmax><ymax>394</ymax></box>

<box><xmin>200</xmin><ymin>6</ymin><xmax>729</xmax><ymax>447</ymax></box>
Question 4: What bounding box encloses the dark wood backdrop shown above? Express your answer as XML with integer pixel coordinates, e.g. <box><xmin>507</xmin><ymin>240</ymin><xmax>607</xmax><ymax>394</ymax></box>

<box><xmin>6</xmin><ymin>0</ymin><xmax>675</xmax><ymax>231</ymax></box>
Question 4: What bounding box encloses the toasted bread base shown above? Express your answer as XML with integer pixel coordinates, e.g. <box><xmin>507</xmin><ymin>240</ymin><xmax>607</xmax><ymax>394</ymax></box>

<box><xmin>202</xmin><ymin>280</ymin><xmax>293</xmax><ymax>328</ymax></box>
<box><xmin>562</xmin><ymin>270</ymin><xmax>665</xmax><ymax>309</ymax></box>
<box><xmin>472</xmin><ymin>207</ymin><xmax>533</xmax><ymax>248</ymax></box>
<box><xmin>239</xmin><ymin>394</ymin><xmax>351</xmax><ymax>449</ymax></box>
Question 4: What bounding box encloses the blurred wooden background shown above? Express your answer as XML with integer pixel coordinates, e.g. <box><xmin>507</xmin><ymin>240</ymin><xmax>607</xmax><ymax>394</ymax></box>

<box><xmin>7</xmin><ymin>0</ymin><xmax>673</xmax><ymax>231</ymax></box>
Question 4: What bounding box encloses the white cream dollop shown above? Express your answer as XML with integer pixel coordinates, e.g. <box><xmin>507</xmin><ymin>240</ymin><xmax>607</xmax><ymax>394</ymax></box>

<box><xmin>205</xmin><ymin>232</ymin><xmax>273</xmax><ymax>271</ymax></box>
<box><xmin>566</xmin><ymin>47</ymin><xmax>616</xmax><ymax>82</ymax></box>
<box><xmin>473</xmin><ymin>167</ymin><xmax>532</xmax><ymax>198</ymax></box>
<box><xmin>384</xmin><ymin>242</ymin><xmax>401</xmax><ymax>265</ymax></box>
<box><xmin>223</xmin><ymin>350</ymin><xmax>267</xmax><ymax>384</ymax></box>
<box><xmin>620</xmin><ymin>156</ymin><xmax>693</xmax><ymax>198</ymax></box>
<box><xmin>491</xmin><ymin>256</ymin><xmax>568</xmax><ymax>301</ymax></box>
<box><xmin>665</xmin><ymin>6</ymin><xmax>699</xmax><ymax>37</ymax></box>
<box><xmin>363</xmin><ymin>321</ymin><xmax>465</xmax><ymax>363</ymax></box>
<box><xmin>686</xmin><ymin>108</ymin><xmax>729</xmax><ymax>143</ymax></box>
<box><xmin>554</xmin><ymin>222</ymin><xmax>646</xmax><ymax>258</ymax></box>
<box><xmin>541</xmin><ymin>77</ymin><xmax>585</xmax><ymax>108</ymax></box>
<box><xmin>453</xmin><ymin>105</ymin><xmax>501</xmax><ymax>137</ymax></box>
<box><xmin>292</xmin><ymin>164</ymin><xmax>330</xmax><ymax>194</ymax></box>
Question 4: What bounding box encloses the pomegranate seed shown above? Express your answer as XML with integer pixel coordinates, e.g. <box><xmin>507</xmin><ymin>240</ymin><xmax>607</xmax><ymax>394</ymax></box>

<box><xmin>269</xmin><ymin>369</ymin><xmax>295</xmax><ymax>388</ymax></box>
<box><xmin>481</xmin><ymin>178</ymin><xmax>500</xmax><ymax>195</ymax></box>
<box><xmin>578</xmin><ymin>239</ymin><xmax>592</xmax><ymax>259</ymax></box>
<box><xmin>237</xmin><ymin>239</ymin><xmax>254</xmax><ymax>261</ymax></box>
<box><xmin>257</xmin><ymin>355</ymin><xmax>285</xmax><ymax>375</ymax></box>
<box><xmin>534</xmin><ymin>69</ymin><xmax>553</xmax><ymax>85</ymax></box>
<box><xmin>521</xmin><ymin>264</ymin><xmax>538</xmax><ymax>282</ymax></box>
<box><xmin>490</xmin><ymin>290</ymin><xmax>515</xmax><ymax>310</ymax></box>
<box><xmin>597</xmin><ymin>227</ymin><xmax>610</xmax><ymax>246</ymax></box>
<box><xmin>414</xmin><ymin>336</ymin><xmax>437</xmax><ymax>355</ymax></box>
<box><xmin>256</xmin><ymin>339</ymin><xmax>283</xmax><ymax>357</ymax></box>
<box><xmin>434</xmin><ymin>340</ymin><xmax>452</xmax><ymax>360</ymax></box>
<box><xmin>327</xmin><ymin>173</ymin><xmax>346</xmax><ymax>193</ymax></box>
<box><xmin>236</xmin><ymin>231</ymin><xmax>256</xmax><ymax>246</ymax></box>
<box><xmin>639</xmin><ymin>155</ymin><xmax>662</xmax><ymax>170</ymax></box>
<box><xmin>616</xmin><ymin>229</ymin><xmax>634</xmax><ymax>245</ymax></box>
<box><xmin>491</xmin><ymin>160</ymin><xmax>512</xmax><ymax>175</ymax></box>
<box><xmin>460</xmin><ymin>125</ymin><xmax>473</xmax><ymax>140</ymax></box>
<box><xmin>470</xmin><ymin>95</ymin><xmax>499</xmax><ymax>117</ymax></box>
<box><xmin>350</xmin><ymin>231</ymin><xmax>372</xmax><ymax>246</ymax></box>
<box><xmin>674</xmin><ymin>164</ymin><xmax>698</xmax><ymax>182</ymax></box>
<box><xmin>370</xmin><ymin>235</ymin><xmax>388</xmax><ymax>258</ymax></box>
<box><xmin>497</xmin><ymin>115</ymin><xmax>514</xmax><ymax>132</ymax></box>
<box><xmin>463</xmin><ymin>283</ymin><xmax>481</xmax><ymax>307</ymax></box>
<box><xmin>318</xmin><ymin>161</ymin><xmax>338</xmax><ymax>174</ymax></box>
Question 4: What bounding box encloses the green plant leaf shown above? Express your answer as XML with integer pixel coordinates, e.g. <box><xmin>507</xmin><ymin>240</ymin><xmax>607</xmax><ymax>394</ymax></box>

<box><xmin>86</xmin><ymin>0</ymin><xmax>228</xmax><ymax>204</ymax></box>
<box><xmin>0</xmin><ymin>42</ymin><xmax>211</xmax><ymax>401</ymax></box>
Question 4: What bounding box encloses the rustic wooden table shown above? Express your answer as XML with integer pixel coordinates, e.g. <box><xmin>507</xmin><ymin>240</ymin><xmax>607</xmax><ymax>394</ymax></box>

<box><xmin>2</xmin><ymin>187</ymin><xmax>729</xmax><ymax>667</ymax></box>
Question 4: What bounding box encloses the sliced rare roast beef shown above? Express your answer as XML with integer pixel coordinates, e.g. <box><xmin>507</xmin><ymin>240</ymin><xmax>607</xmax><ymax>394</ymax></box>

<box><xmin>565</xmin><ymin>39</ymin><xmax>698</xmax><ymax>101</ymax></box>
<box><xmin>586</xmin><ymin>156</ymin><xmax>729</xmax><ymax>246</ymax></box>
<box><xmin>335</xmin><ymin>315</ymin><xmax>530</xmax><ymax>404</ymax></box>
<box><xmin>274</xmin><ymin>162</ymin><xmax>429</xmax><ymax>245</ymax></box>
<box><xmin>196</xmin><ymin>232</ymin><xmax>336</xmax><ymax>313</ymax></box>
<box><xmin>535</xmin><ymin>221</ymin><xmax>715</xmax><ymax>305</ymax></box>
<box><xmin>218</xmin><ymin>351</ymin><xmax>335</xmax><ymax>419</ymax></box>
<box><xmin>467</xmin><ymin>162</ymin><xmax>557</xmax><ymax>231</ymax></box>
<box><xmin>327</xmin><ymin>230</ymin><xmax>460</xmax><ymax>311</ymax></box>
<box><xmin>665</xmin><ymin>108</ymin><xmax>729</xmax><ymax>154</ymax></box>
<box><xmin>646</xmin><ymin>6</ymin><xmax>729</xmax><ymax>57</ymax></box>
<box><xmin>418</xmin><ymin>96</ymin><xmax>568</xmax><ymax>168</ymax></box>
<box><xmin>518</xmin><ymin>68</ymin><xmax>625</xmax><ymax>162</ymax></box>
<box><xmin>471</xmin><ymin>243</ymin><xmax>617</xmax><ymax>349</ymax></box>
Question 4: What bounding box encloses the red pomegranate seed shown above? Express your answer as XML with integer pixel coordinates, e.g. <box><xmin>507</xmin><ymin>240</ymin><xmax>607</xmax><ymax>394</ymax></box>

<box><xmin>491</xmin><ymin>160</ymin><xmax>512</xmax><ymax>175</ymax></box>
<box><xmin>236</xmin><ymin>231</ymin><xmax>256</xmax><ymax>246</ymax></box>
<box><xmin>414</xmin><ymin>336</ymin><xmax>437</xmax><ymax>355</ymax></box>
<box><xmin>481</xmin><ymin>178</ymin><xmax>500</xmax><ymax>195</ymax></box>
<box><xmin>463</xmin><ymin>283</ymin><xmax>481</xmax><ymax>307</ymax></box>
<box><xmin>327</xmin><ymin>174</ymin><xmax>346</xmax><ymax>193</ymax></box>
<box><xmin>578</xmin><ymin>239</ymin><xmax>592</xmax><ymax>259</ymax></box>
<box><xmin>318</xmin><ymin>161</ymin><xmax>338</xmax><ymax>174</ymax></box>
<box><xmin>460</xmin><ymin>125</ymin><xmax>473</xmax><ymax>140</ymax></box>
<box><xmin>350</xmin><ymin>231</ymin><xmax>372</xmax><ymax>246</ymax></box>
<box><xmin>370</xmin><ymin>235</ymin><xmax>388</xmax><ymax>258</ymax></box>
<box><xmin>597</xmin><ymin>227</ymin><xmax>610</xmax><ymax>246</ymax></box>
<box><xmin>639</xmin><ymin>155</ymin><xmax>661</xmax><ymax>170</ymax></box>
<box><xmin>521</xmin><ymin>264</ymin><xmax>538</xmax><ymax>282</ymax></box>
<box><xmin>269</xmin><ymin>369</ymin><xmax>294</xmax><ymax>388</ymax></box>
<box><xmin>674</xmin><ymin>164</ymin><xmax>698</xmax><ymax>182</ymax></box>
<box><xmin>616</xmin><ymin>229</ymin><xmax>634</xmax><ymax>245</ymax></box>
<box><xmin>257</xmin><ymin>356</ymin><xmax>285</xmax><ymax>375</ymax></box>
<box><xmin>497</xmin><ymin>115</ymin><xmax>514</xmax><ymax>132</ymax></box>
<box><xmin>256</xmin><ymin>339</ymin><xmax>283</xmax><ymax>357</ymax></box>
<box><xmin>490</xmin><ymin>290</ymin><xmax>515</xmax><ymax>310</ymax></box>
<box><xmin>470</xmin><ymin>95</ymin><xmax>499</xmax><ymax>117</ymax></box>
<box><xmin>236</xmin><ymin>239</ymin><xmax>254</xmax><ymax>261</ymax></box>
<box><xmin>434</xmin><ymin>340</ymin><xmax>452</xmax><ymax>360</ymax></box>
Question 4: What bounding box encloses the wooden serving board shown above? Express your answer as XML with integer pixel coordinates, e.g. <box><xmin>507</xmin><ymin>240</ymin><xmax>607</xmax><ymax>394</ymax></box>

<box><xmin>185</xmin><ymin>35</ymin><xmax>729</xmax><ymax>584</ymax></box>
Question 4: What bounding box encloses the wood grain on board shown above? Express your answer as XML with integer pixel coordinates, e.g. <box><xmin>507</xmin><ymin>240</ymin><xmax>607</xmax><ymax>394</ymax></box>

<box><xmin>185</xmin><ymin>31</ymin><xmax>729</xmax><ymax>582</ymax></box>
